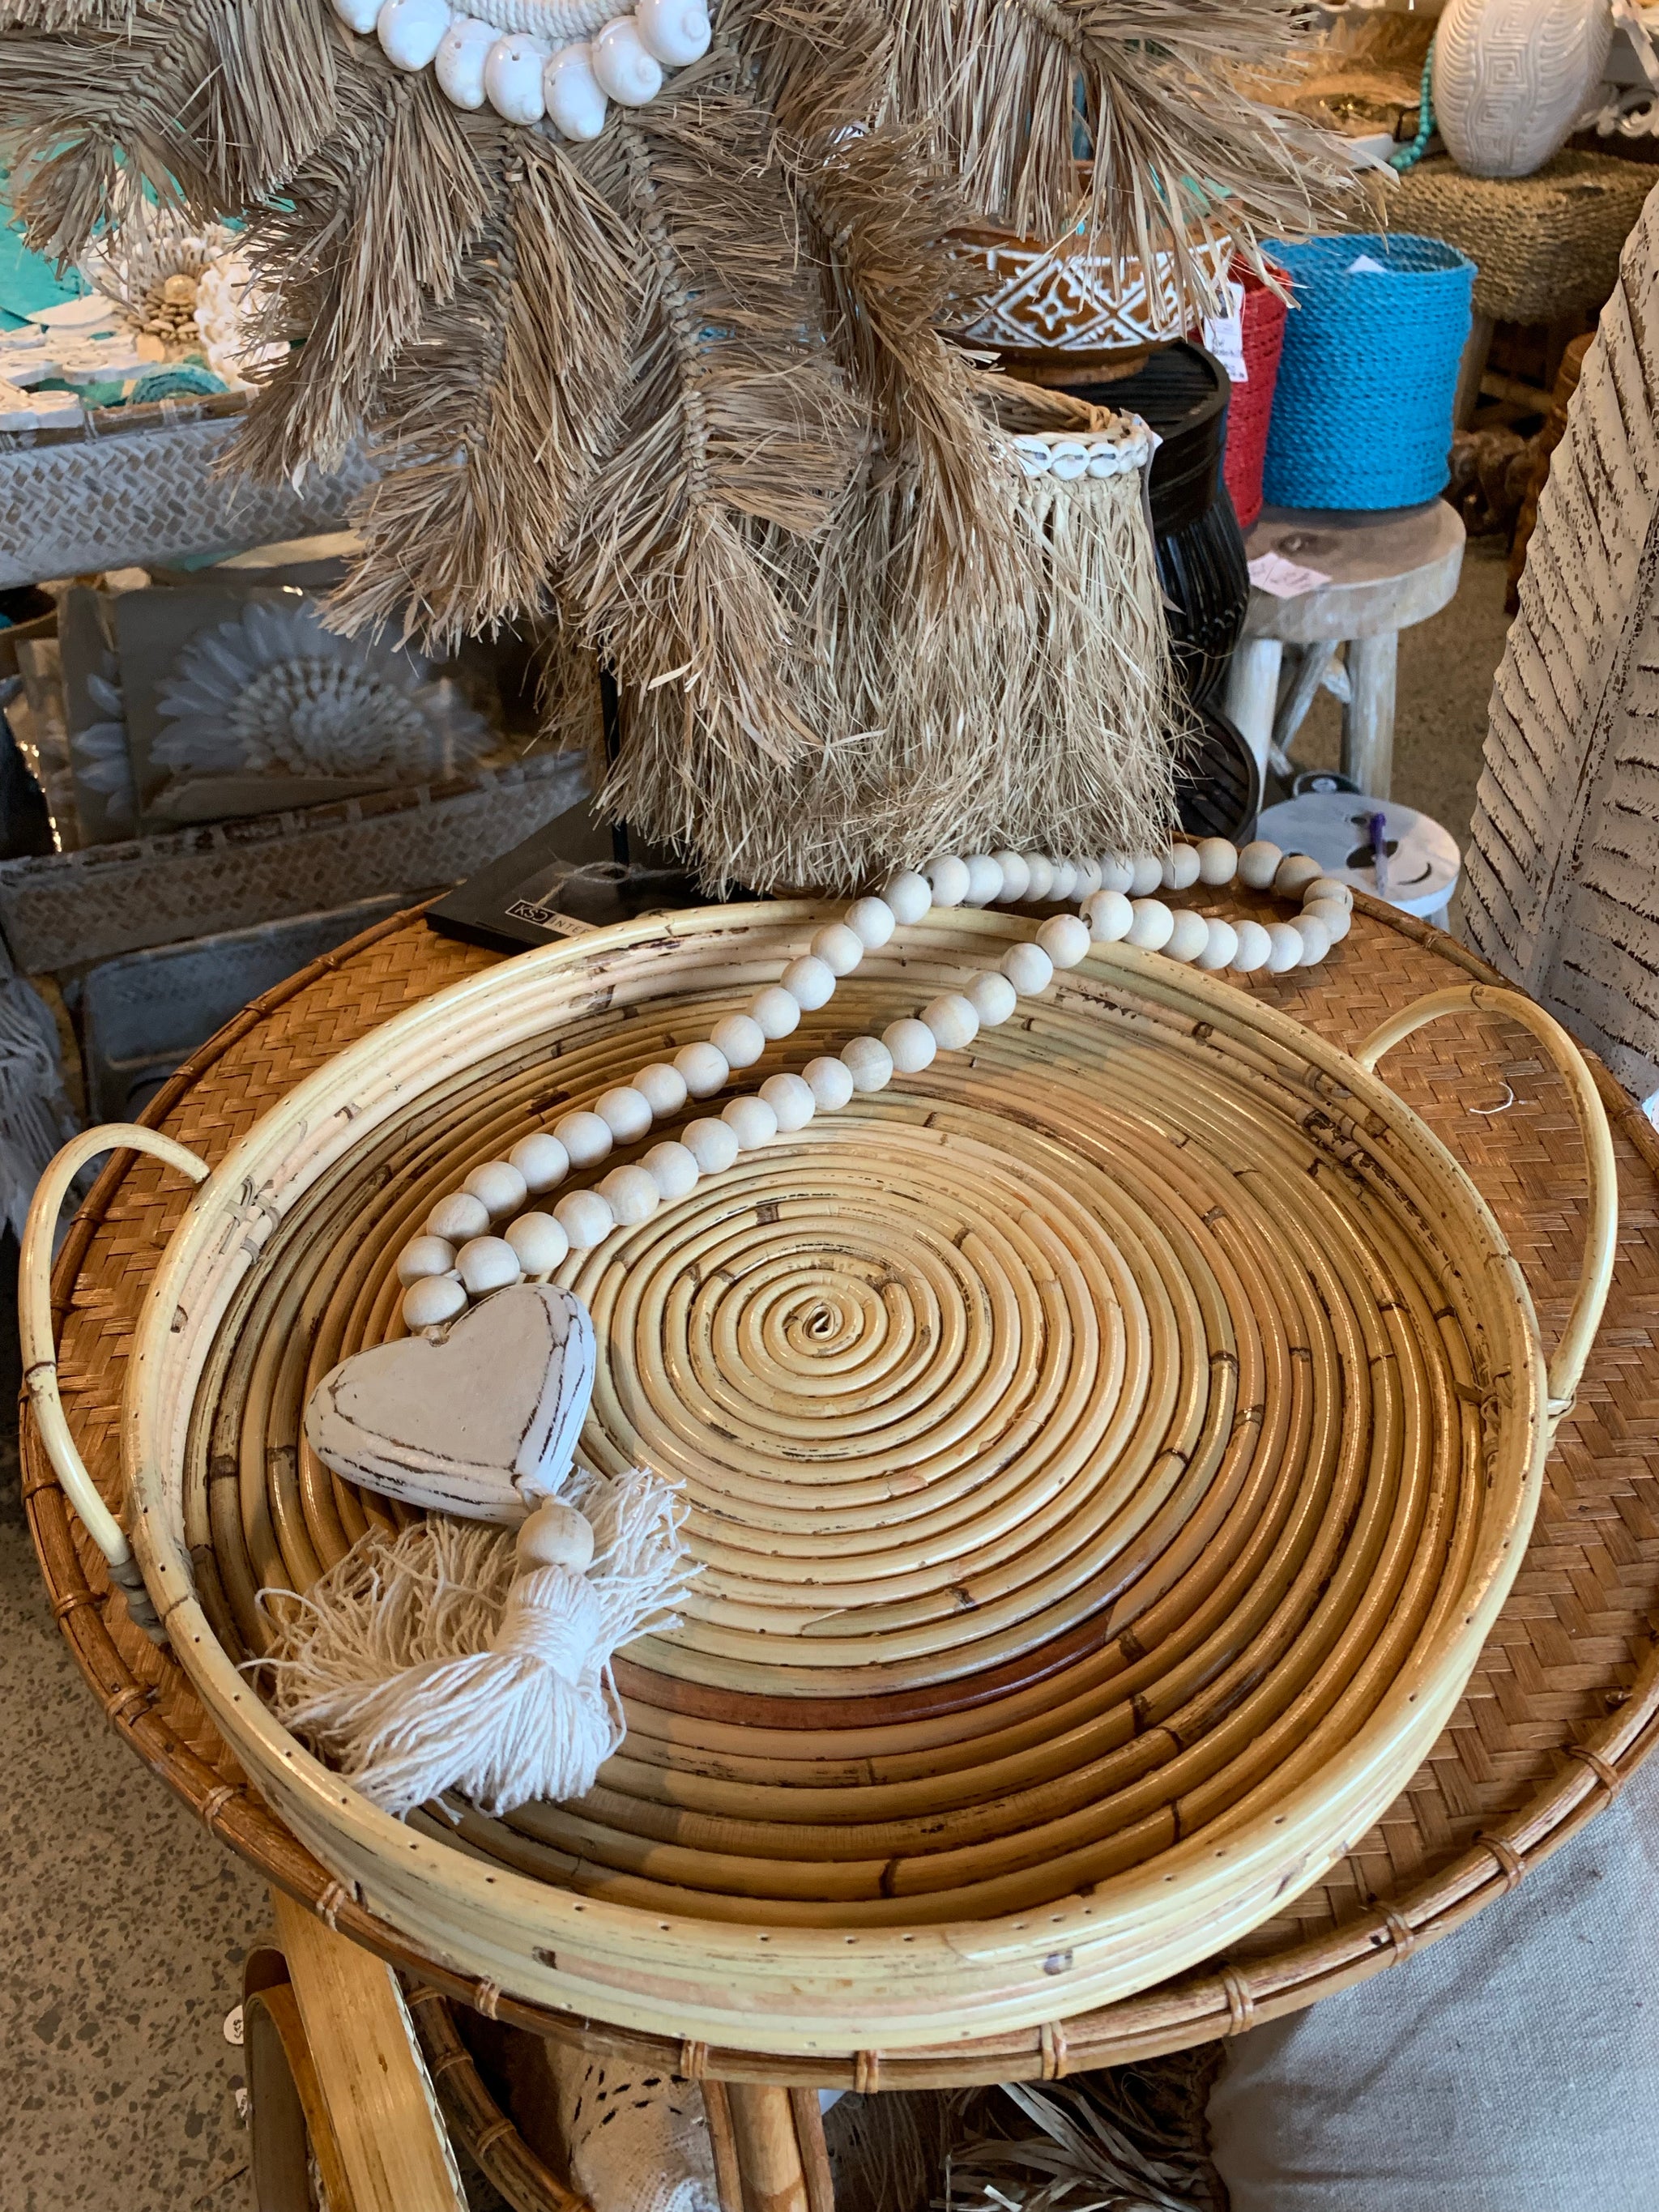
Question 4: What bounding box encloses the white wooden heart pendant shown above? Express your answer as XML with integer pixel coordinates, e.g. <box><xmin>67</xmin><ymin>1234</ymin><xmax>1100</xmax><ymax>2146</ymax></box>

<box><xmin>304</xmin><ymin>1284</ymin><xmax>595</xmax><ymax>1521</ymax></box>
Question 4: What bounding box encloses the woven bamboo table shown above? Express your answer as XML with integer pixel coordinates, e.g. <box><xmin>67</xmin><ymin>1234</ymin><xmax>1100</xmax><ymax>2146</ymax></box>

<box><xmin>22</xmin><ymin>894</ymin><xmax>1659</xmax><ymax>2181</ymax></box>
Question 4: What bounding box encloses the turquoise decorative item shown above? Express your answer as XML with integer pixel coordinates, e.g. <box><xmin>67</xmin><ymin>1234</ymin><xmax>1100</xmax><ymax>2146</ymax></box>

<box><xmin>1263</xmin><ymin>233</ymin><xmax>1476</xmax><ymax>511</ymax></box>
<box><xmin>129</xmin><ymin>364</ymin><xmax>227</xmax><ymax>403</ymax></box>
<box><xmin>0</xmin><ymin>173</ymin><xmax>86</xmax><ymax>327</ymax></box>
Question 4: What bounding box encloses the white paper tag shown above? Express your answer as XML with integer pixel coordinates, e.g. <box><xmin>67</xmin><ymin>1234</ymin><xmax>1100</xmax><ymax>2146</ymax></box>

<box><xmin>1201</xmin><ymin>279</ymin><xmax>1248</xmax><ymax>385</ymax></box>
<box><xmin>1346</xmin><ymin>253</ymin><xmax>1391</xmax><ymax>275</ymax></box>
<box><xmin>1248</xmin><ymin>551</ymin><xmax>1331</xmax><ymax>599</ymax></box>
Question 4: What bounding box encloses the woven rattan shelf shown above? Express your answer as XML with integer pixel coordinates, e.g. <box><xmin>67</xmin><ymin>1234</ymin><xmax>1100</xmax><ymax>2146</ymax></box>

<box><xmin>22</xmin><ymin>896</ymin><xmax>1659</xmax><ymax>2085</ymax></box>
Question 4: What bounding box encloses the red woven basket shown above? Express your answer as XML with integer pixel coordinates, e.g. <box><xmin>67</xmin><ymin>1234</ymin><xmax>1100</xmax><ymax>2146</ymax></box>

<box><xmin>1222</xmin><ymin>260</ymin><xmax>1291</xmax><ymax>532</ymax></box>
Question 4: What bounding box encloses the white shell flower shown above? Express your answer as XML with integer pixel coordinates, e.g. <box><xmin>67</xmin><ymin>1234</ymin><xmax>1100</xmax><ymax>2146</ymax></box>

<box><xmin>152</xmin><ymin>599</ymin><xmax>493</xmax><ymax>784</ymax></box>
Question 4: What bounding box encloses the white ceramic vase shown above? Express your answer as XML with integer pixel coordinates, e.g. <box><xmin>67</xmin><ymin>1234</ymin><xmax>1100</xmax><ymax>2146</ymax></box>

<box><xmin>1433</xmin><ymin>0</ymin><xmax>1613</xmax><ymax>178</ymax></box>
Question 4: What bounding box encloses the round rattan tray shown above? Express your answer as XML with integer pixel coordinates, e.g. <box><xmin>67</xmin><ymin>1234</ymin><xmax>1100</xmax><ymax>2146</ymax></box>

<box><xmin>23</xmin><ymin>896</ymin><xmax>1657</xmax><ymax>2086</ymax></box>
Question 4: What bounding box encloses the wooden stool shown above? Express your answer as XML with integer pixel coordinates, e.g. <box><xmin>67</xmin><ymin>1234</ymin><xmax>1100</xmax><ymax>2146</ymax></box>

<box><xmin>1222</xmin><ymin>500</ymin><xmax>1465</xmax><ymax>800</ymax></box>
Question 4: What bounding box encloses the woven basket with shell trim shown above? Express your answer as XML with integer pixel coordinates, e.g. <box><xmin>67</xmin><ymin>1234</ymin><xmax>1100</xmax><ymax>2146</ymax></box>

<box><xmin>22</xmin><ymin>894</ymin><xmax>1643</xmax><ymax>2079</ymax></box>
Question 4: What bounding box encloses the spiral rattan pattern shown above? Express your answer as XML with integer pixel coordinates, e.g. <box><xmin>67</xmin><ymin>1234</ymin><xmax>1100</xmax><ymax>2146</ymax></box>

<box><xmin>64</xmin><ymin>893</ymin><xmax>1582</xmax><ymax>2057</ymax></box>
<box><xmin>27</xmin><ymin>897</ymin><xmax>1653</xmax><ymax>2080</ymax></box>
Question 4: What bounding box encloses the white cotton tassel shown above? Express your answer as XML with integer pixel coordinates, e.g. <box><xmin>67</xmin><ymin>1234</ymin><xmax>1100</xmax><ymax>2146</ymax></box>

<box><xmin>262</xmin><ymin>1468</ymin><xmax>693</xmax><ymax>1818</ymax></box>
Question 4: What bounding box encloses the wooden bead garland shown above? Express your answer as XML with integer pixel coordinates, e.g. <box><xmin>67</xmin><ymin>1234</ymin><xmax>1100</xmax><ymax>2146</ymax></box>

<box><xmin>396</xmin><ymin>838</ymin><xmax>1349</xmax><ymax>1334</ymax></box>
<box><xmin>395</xmin><ymin>840</ymin><xmax>1354</xmax><ymax>1327</ymax></box>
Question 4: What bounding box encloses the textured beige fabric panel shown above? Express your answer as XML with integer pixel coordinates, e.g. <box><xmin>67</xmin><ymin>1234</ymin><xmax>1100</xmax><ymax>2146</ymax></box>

<box><xmin>1460</xmin><ymin>180</ymin><xmax>1659</xmax><ymax>1100</ymax></box>
<box><xmin>1209</xmin><ymin>1745</ymin><xmax>1659</xmax><ymax>2210</ymax></box>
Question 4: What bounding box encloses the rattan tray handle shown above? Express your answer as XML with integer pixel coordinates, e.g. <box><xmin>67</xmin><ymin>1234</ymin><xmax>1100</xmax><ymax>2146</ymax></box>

<box><xmin>1354</xmin><ymin>984</ymin><xmax>1617</xmax><ymax>1423</ymax></box>
<box><xmin>21</xmin><ymin>1123</ymin><xmax>211</xmax><ymax>1640</ymax></box>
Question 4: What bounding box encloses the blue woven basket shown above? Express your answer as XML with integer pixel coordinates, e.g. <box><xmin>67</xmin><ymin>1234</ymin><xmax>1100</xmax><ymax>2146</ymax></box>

<box><xmin>1263</xmin><ymin>233</ymin><xmax>1474</xmax><ymax>511</ymax></box>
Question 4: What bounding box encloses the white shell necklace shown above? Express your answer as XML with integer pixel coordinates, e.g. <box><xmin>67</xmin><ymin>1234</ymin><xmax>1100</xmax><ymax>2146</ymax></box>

<box><xmin>397</xmin><ymin>837</ymin><xmax>1354</xmax><ymax>1333</ymax></box>
<box><xmin>328</xmin><ymin>0</ymin><xmax>712</xmax><ymax>140</ymax></box>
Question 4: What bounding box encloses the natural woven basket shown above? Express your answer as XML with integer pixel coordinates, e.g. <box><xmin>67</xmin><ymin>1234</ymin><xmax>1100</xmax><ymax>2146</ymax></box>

<box><xmin>22</xmin><ymin>901</ymin><xmax>1614</xmax><ymax>2057</ymax></box>
<box><xmin>1383</xmin><ymin>152</ymin><xmax>1653</xmax><ymax>327</ymax></box>
<box><xmin>0</xmin><ymin>396</ymin><xmax>370</xmax><ymax>588</ymax></box>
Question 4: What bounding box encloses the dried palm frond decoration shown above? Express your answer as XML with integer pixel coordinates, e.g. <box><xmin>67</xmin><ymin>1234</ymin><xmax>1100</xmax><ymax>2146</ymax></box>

<box><xmin>0</xmin><ymin>0</ymin><xmax>1354</xmax><ymax>888</ymax></box>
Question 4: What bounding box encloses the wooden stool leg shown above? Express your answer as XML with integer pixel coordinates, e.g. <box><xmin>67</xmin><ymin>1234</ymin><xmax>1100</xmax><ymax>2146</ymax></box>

<box><xmin>1455</xmin><ymin>311</ymin><xmax>1496</xmax><ymax>431</ymax></box>
<box><xmin>1342</xmin><ymin>632</ymin><xmax>1397</xmax><ymax>799</ymax></box>
<box><xmin>271</xmin><ymin>1890</ymin><xmax>467</xmax><ymax>2212</ymax></box>
<box><xmin>722</xmin><ymin>2082</ymin><xmax>831</xmax><ymax>2212</ymax></box>
<box><xmin>1223</xmin><ymin>636</ymin><xmax>1283</xmax><ymax>788</ymax></box>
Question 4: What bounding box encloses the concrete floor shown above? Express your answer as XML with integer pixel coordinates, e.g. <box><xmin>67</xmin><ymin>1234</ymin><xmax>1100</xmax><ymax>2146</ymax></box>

<box><xmin>0</xmin><ymin>522</ymin><xmax>1514</xmax><ymax>2212</ymax></box>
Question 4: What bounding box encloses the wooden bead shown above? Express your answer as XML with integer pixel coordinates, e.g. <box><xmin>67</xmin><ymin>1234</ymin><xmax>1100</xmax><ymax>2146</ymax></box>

<box><xmin>402</xmin><ymin>1274</ymin><xmax>467</xmax><ymax>1330</ymax></box>
<box><xmin>881</xmin><ymin>871</ymin><xmax>932</xmax><ymax>925</ymax></box>
<box><xmin>846</xmin><ymin>897</ymin><xmax>897</xmax><ymax>949</ymax></box>
<box><xmin>1072</xmin><ymin>859</ymin><xmax>1102</xmax><ymax>897</ymax></box>
<box><xmin>782</xmin><ymin>954</ymin><xmax>836</xmax><ymax>1011</ymax></box>
<box><xmin>1084</xmin><ymin>889</ymin><xmax>1132</xmax><ymax>943</ymax></box>
<box><xmin>711</xmin><ymin>1013</ymin><xmax>766</xmax><ymax>1068</ymax></box>
<box><xmin>1294</xmin><ymin>914</ymin><xmax>1331</xmax><ymax>966</ymax></box>
<box><xmin>1275</xmin><ymin>853</ymin><xmax>1324</xmax><ymax>897</ymax></box>
<box><xmin>1195</xmin><ymin>918</ymin><xmax>1238</xmax><ymax>970</ymax></box>
<box><xmin>642</xmin><ymin>1140</ymin><xmax>699</xmax><ymax>1201</ymax></box>
<box><xmin>748</xmin><ymin>986</ymin><xmax>801</xmax><ymax>1040</ymax></box>
<box><xmin>632</xmin><ymin>1063</ymin><xmax>688</xmax><ymax>1119</ymax></box>
<box><xmin>1021</xmin><ymin>855</ymin><xmax>1056</xmax><ymax>901</ymax></box>
<box><xmin>1230</xmin><ymin>918</ymin><xmax>1272</xmax><ymax>972</ymax></box>
<box><xmin>883</xmin><ymin>1016</ymin><xmax>937</xmax><ymax>1073</ymax></box>
<box><xmin>842</xmin><ymin>1036</ymin><xmax>894</xmax><ymax>1092</ymax></box>
<box><xmin>1307</xmin><ymin>876</ymin><xmax>1354</xmax><ymax>911</ymax></box>
<box><xmin>804</xmin><ymin>1055</ymin><xmax>855</xmax><ymax>1110</ymax></box>
<box><xmin>760</xmin><ymin>1072</ymin><xmax>815</xmax><ymax>1131</ymax></box>
<box><xmin>552</xmin><ymin>1187</ymin><xmax>614</xmax><ymax>1247</ymax></box>
<box><xmin>1037</xmin><ymin>913</ymin><xmax>1090</xmax><ymax>969</ymax></box>
<box><xmin>1265</xmin><ymin>923</ymin><xmax>1304</xmax><ymax>973</ymax></box>
<box><xmin>682</xmin><ymin>1117</ymin><xmax>740</xmax><ymax>1174</ymax></box>
<box><xmin>1238</xmin><ymin>840</ymin><xmax>1282</xmax><ymax>891</ymax></box>
<box><xmin>1098</xmin><ymin>857</ymin><xmax>1136</xmax><ymax>895</ymax></box>
<box><xmin>595</xmin><ymin>1086</ymin><xmax>653</xmax><ymax>1143</ymax></box>
<box><xmin>554</xmin><ymin>1110</ymin><xmax>612</xmax><ymax>1167</ymax></box>
<box><xmin>723</xmin><ymin>1095</ymin><xmax>779</xmax><ymax>1149</ymax></box>
<box><xmin>810</xmin><ymin>923</ymin><xmax>865</xmax><ymax>976</ymax></box>
<box><xmin>516</xmin><ymin>1498</ymin><xmax>595</xmax><ymax>1572</ymax></box>
<box><xmin>504</xmin><ymin>1212</ymin><xmax>569</xmax><ymax>1276</ymax></box>
<box><xmin>508</xmin><ymin>1132</ymin><xmax>569</xmax><ymax>1194</ymax></box>
<box><xmin>427</xmin><ymin>1191</ymin><xmax>489</xmax><ymax>1242</ymax></box>
<box><xmin>1127</xmin><ymin>899</ymin><xmax>1175</xmax><ymax>951</ymax></box>
<box><xmin>922</xmin><ymin>994</ymin><xmax>979</xmax><ymax>1052</ymax></box>
<box><xmin>1164</xmin><ymin>909</ymin><xmax>1210</xmax><ymax>963</ymax></box>
<box><xmin>398</xmin><ymin>1234</ymin><xmax>455</xmax><ymax>1285</ymax></box>
<box><xmin>966</xmin><ymin>971</ymin><xmax>1017</xmax><ymax>1027</ymax></box>
<box><xmin>1002</xmin><ymin>941</ymin><xmax>1055</xmax><ymax>995</ymax></box>
<box><xmin>1304</xmin><ymin>897</ymin><xmax>1352</xmax><ymax>944</ymax></box>
<box><xmin>599</xmin><ymin>1163</ymin><xmax>660</xmax><ymax>1225</ymax></box>
<box><xmin>927</xmin><ymin>855</ymin><xmax>970</xmax><ymax>906</ymax></box>
<box><xmin>456</xmin><ymin>1235</ymin><xmax>523</xmax><ymax>1294</ymax></box>
<box><xmin>1049</xmin><ymin>861</ymin><xmax>1078</xmax><ymax>901</ymax></box>
<box><xmin>1195</xmin><ymin>838</ymin><xmax>1238</xmax><ymax>887</ymax></box>
<box><xmin>963</xmin><ymin>855</ymin><xmax>1004</xmax><ymax>906</ymax></box>
<box><xmin>673</xmin><ymin>1042</ymin><xmax>728</xmax><ymax>1097</ymax></box>
<box><xmin>991</xmin><ymin>850</ymin><xmax>1030</xmax><ymax>901</ymax></box>
<box><xmin>1161</xmin><ymin>846</ymin><xmax>1202</xmax><ymax>892</ymax></box>
<box><xmin>463</xmin><ymin>1160</ymin><xmax>528</xmax><ymax>1218</ymax></box>
<box><xmin>1128</xmin><ymin>855</ymin><xmax>1163</xmax><ymax>897</ymax></box>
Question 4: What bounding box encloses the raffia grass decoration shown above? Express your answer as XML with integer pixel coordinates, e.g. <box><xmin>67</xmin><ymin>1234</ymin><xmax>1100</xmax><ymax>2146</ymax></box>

<box><xmin>603</xmin><ymin>381</ymin><xmax>1180</xmax><ymax>891</ymax></box>
<box><xmin>0</xmin><ymin>0</ymin><xmax>1353</xmax><ymax>885</ymax></box>
<box><xmin>25</xmin><ymin>901</ymin><xmax>1610</xmax><ymax>2054</ymax></box>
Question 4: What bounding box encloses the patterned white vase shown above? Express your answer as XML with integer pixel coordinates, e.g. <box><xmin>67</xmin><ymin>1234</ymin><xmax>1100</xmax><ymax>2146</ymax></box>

<box><xmin>1434</xmin><ymin>0</ymin><xmax>1613</xmax><ymax>179</ymax></box>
